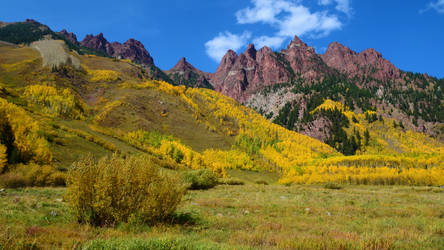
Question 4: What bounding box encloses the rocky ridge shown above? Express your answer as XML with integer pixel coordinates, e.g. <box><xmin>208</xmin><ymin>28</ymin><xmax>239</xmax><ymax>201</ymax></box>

<box><xmin>166</xmin><ymin>57</ymin><xmax>212</xmax><ymax>88</ymax></box>
<box><xmin>210</xmin><ymin>35</ymin><xmax>403</xmax><ymax>103</ymax></box>
<box><xmin>58</xmin><ymin>31</ymin><xmax>154</xmax><ymax>66</ymax></box>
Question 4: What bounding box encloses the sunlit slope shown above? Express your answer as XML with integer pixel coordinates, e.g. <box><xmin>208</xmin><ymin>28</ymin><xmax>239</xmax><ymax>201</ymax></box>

<box><xmin>312</xmin><ymin>99</ymin><xmax>444</xmax><ymax>156</ymax></box>
<box><xmin>278</xmin><ymin>100</ymin><xmax>444</xmax><ymax>185</ymax></box>
<box><xmin>0</xmin><ymin>40</ymin><xmax>443</xmax><ymax>185</ymax></box>
<box><xmin>0</xmin><ymin>41</ymin><xmax>337</xmax><ymax>171</ymax></box>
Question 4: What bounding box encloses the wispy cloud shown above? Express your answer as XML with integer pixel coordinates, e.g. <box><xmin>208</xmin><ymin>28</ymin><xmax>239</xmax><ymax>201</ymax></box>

<box><xmin>430</xmin><ymin>0</ymin><xmax>444</xmax><ymax>13</ymax></box>
<box><xmin>205</xmin><ymin>0</ymin><xmax>351</xmax><ymax>61</ymax></box>
<box><xmin>235</xmin><ymin>0</ymin><xmax>342</xmax><ymax>48</ymax></box>
<box><xmin>318</xmin><ymin>0</ymin><xmax>353</xmax><ymax>16</ymax></box>
<box><xmin>253</xmin><ymin>36</ymin><xmax>286</xmax><ymax>49</ymax></box>
<box><xmin>421</xmin><ymin>0</ymin><xmax>444</xmax><ymax>13</ymax></box>
<box><xmin>205</xmin><ymin>31</ymin><xmax>251</xmax><ymax>62</ymax></box>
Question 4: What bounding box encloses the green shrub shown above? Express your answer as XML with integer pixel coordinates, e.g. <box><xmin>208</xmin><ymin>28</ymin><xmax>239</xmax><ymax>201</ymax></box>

<box><xmin>219</xmin><ymin>178</ymin><xmax>245</xmax><ymax>186</ymax></box>
<box><xmin>255</xmin><ymin>180</ymin><xmax>269</xmax><ymax>185</ymax></box>
<box><xmin>183</xmin><ymin>169</ymin><xmax>218</xmax><ymax>190</ymax></box>
<box><xmin>324</xmin><ymin>182</ymin><xmax>343</xmax><ymax>190</ymax></box>
<box><xmin>66</xmin><ymin>154</ymin><xmax>186</xmax><ymax>227</ymax></box>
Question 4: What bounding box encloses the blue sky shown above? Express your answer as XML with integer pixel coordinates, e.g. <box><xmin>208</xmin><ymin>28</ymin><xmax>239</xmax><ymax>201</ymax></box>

<box><xmin>1</xmin><ymin>0</ymin><xmax>443</xmax><ymax>78</ymax></box>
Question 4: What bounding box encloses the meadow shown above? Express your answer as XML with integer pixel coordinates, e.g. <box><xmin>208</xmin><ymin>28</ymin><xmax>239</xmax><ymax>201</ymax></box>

<box><xmin>1</xmin><ymin>170</ymin><xmax>443</xmax><ymax>250</ymax></box>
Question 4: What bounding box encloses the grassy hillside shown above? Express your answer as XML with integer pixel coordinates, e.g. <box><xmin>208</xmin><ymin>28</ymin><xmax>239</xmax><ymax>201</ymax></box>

<box><xmin>0</xmin><ymin>40</ymin><xmax>443</xmax><ymax>186</ymax></box>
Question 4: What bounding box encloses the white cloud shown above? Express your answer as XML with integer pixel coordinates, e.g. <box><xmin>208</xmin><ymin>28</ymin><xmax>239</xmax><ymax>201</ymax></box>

<box><xmin>430</xmin><ymin>0</ymin><xmax>444</xmax><ymax>13</ymax></box>
<box><xmin>236</xmin><ymin>0</ymin><xmax>294</xmax><ymax>25</ymax></box>
<box><xmin>205</xmin><ymin>0</ymin><xmax>350</xmax><ymax>61</ymax></box>
<box><xmin>235</xmin><ymin>0</ymin><xmax>342</xmax><ymax>48</ymax></box>
<box><xmin>253</xmin><ymin>35</ymin><xmax>286</xmax><ymax>49</ymax></box>
<box><xmin>205</xmin><ymin>31</ymin><xmax>251</xmax><ymax>62</ymax></box>
<box><xmin>334</xmin><ymin>0</ymin><xmax>352</xmax><ymax>16</ymax></box>
<box><xmin>277</xmin><ymin>6</ymin><xmax>342</xmax><ymax>37</ymax></box>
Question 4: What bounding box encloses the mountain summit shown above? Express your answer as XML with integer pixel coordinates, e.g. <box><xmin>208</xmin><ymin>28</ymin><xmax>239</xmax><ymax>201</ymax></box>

<box><xmin>76</xmin><ymin>33</ymin><xmax>154</xmax><ymax>65</ymax></box>
<box><xmin>321</xmin><ymin>42</ymin><xmax>401</xmax><ymax>81</ymax></box>
<box><xmin>166</xmin><ymin>57</ymin><xmax>212</xmax><ymax>89</ymax></box>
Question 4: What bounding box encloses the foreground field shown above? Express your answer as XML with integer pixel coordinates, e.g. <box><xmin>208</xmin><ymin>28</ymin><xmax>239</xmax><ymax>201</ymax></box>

<box><xmin>1</xmin><ymin>172</ymin><xmax>443</xmax><ymax>250</ymax></box>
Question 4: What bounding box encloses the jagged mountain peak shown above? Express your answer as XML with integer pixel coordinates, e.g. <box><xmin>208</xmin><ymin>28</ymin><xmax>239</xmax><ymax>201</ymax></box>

<box><xmin>171</xmin><ymin>57</ymin><xmax>196</xmax><ymax>72</ymax></box>
<box><xmin>322</xmin><ymin>41</ymin><xmax>400</xmax><ymax>81</ymax></box>
<box><xmin>166</xmin><ymin>57</ymin><xmax>212</xmax><ymax>89</ymax></box>
<box><xmin>286</xmin><ymin>35</ymin><xmax>310</xmax><ymax>50</ymax></box>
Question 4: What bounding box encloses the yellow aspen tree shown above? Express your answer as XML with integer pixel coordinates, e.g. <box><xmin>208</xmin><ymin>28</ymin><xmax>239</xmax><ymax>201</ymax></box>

<box><xmin>0</xmin><ymin>144</ymin><xmax>7</xmax><ymax>173</ymax></box>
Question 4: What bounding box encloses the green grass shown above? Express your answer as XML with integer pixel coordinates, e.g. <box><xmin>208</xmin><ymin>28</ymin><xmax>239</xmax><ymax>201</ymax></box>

<box><xmin>1</xmin><ymin>176</ymin><xmax>443</xmax><ymax>249</ymax></box>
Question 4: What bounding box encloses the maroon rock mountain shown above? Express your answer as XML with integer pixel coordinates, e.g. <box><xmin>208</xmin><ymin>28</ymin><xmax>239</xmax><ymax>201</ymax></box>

<box><xmin>321</xmin><ymin>42</ymin><xmax>401</xmax><ymax>82</ymax></box>
<box><xmin>59</xmin><ymin>29</ymin><xmax>79</xmax><ymax>45</ymax></box>
<box><xmin>73</xmin><ymin>33</ymin><xmax>154</xmax><ymax>65</ymax></box>
<box><xmin>80</xmin><ymin>33</ymin><xmax>109</xmax><ymax>53</ymax></box>
<box><xmin>210</xmin><ymin>35</ymin><xmax>403</xmax><ymax>103</ymax></box>
<box><xmin>210</xmin><ymin>36</ymin><xmax>333</xmax><ymax>102</ymax></box>
<box><xmin>107</xmin><ymin>39</ymin><xmax>154</xmax><ymax>66</ymax></box>
<box><xmin>210</xmin><ymin>44</ymin><xmax>289</xmax><ymax>102</ymax></box>
<box><xmin>166</xmin><ymin>57</ymin><xmax>212</xmax><ymax>89</ymax></box>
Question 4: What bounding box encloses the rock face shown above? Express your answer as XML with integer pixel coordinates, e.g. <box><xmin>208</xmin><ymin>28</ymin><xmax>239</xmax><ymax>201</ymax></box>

<box><xmin>107</xmin><ymin>39</ymin><xmax>154</xmax><ymax>65</ymax></box>
<box><xmin>210</xmin><ymin>44</ymin><xmax>291</xmax><ymax>102</ymax></box>
<box><xmin>321</xmin><ymin>42</ymin><xmax>401</xmax><ymax>81</ymax></box>
<box><xmin>166</xmin><ymin>57</ymin><xmax>212</xmax><ymax>88</ymax></box>
<box><xmin>59</xmin><ymin>29</ymin><xmax>79</xmax><ymax>45</ymax></box>
<box><xmin>210</xmin><ymin>36</ymin><xmax>334</xmax><ymax>102</ymax></box>
<box><xmin>80</xmin><ymin>33</ymin><xmax>109</xmax><ymax>54</ymax></box>
<box><xmin>79</xmin><ymin>33</ymin><xmax>154</xmax><ymax>65</ymax></box>
<box><xmin>282</xmin><ymin>36</ymin><xmax>333</xmax><ymax>80</ymax></box>
<box><xmin>210</xmin><ymin>36</ymin><xmax>404</xmax><ymax>103</ymax></box>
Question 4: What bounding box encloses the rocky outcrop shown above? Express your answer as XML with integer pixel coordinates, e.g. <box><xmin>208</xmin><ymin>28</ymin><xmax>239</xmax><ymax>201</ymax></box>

<box><xmin>210</xmin><ymin>44</ymin><xmax>290</xmax><ymax>102</ymax></box>
<box><xmin>321</xmin><ymin>42</ymin><xmax>401</xmax><ymax>81</ymax></box>
<box><xmin>80</xmin><ymin>33</ymin><xmax>109</xmax><ymax>54</ymax></box>
<box><xmin>59</xmin><ymin>29</ymin><xmax>79</xmax><ymax>45</ymax></box>
<box><xmin>211</xmin><ymin>36</ymin><xmax>403</xmax><ymax>103</ymax></box>
<box><xmin>80</xmin><ymin>33</ymin><xmax>154</xmax><ymax>65</ymax></box>
<box><xmin>282</xmin><ymin>36</ymin><xmax>333</xmax><ymax>80</ymax></box>
<box><xmin>108</xmin><ymin>39</ymin><xmax>154</xmax><ymax>65</ymax></box>
<box><xmin>210</xmin><ymin>36</ymin><xmax>332</xmax><ymax>102</ymax></box>
<box><xmin>166</xmin><ymin>57</ymin><xmax>212</xmax><ymax>88</ymax></box>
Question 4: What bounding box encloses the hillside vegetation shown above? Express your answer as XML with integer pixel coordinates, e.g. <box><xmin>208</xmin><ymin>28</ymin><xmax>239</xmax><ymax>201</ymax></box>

<box><xmin>0</xmin><ymin>40</ymin><xmax>443</xmax><ymax>187</ymax></box>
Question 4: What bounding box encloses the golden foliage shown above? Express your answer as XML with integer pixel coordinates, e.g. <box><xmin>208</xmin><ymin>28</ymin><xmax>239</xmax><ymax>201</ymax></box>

<box><xmin>0</xmin><ymin>59</ymin><xmax>35</xmax><ymax>72</ymax></box>
<box><xmin>24</xmin><ymin>85</ymin><xmax>87</xmax><ymax>119</ymax></box>
<box><xmin>111</xmin><ymin>81</ymin><xmax>444</xmax><ymax>186</ymax></box>
<box><xmin>184</xmin><ymin>88</ymin><xmax>338</xmax><ymax>172</ymax></box>
<box><xmin>280</xmin><ymin>165</ymin><xmax>444</xmax><ymax>186</ymax></box>
<box><xmin>0</xmin><ymin>144</ymin><xmax>7</xmax><ymax>173</ymax></box>
<box><xmin>0</xmin><ymin>98</ymin><xmax>52</xmax><ymax>164</ymax></box>
<box><xmin>85</xmin><ymin>66</ymin><xmax>119</xmax><ymax>83</ymax></box>
<box><xmin>314</xmin><ymin>154</ymin><xmax>443</xmax><ymax>169</ymax></box>
<box><xmin>121</xmin><ymin>129</ymin><xmax>226</xmax><ymax>176</ymax></box>
<box><xmin>94</xmin><ymin>100</ymin><xmax>123</xmax><ymax>123</ymax></box>
<box><xmin>202</xmin><ymin>149</ymin><xmax>257</xmax><ymax>171</ymax></box>
<box><xmin>311</xmin><ymin>99</ymin><xmax>347</xmax><ymax>114</ymax></box>
<box><xmin>0</xmin><ymin>163</ymin><xmax>66</xmax><ymax>188</ymax></box>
